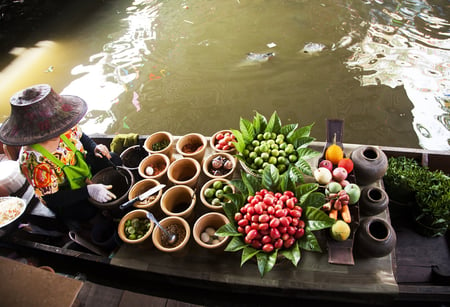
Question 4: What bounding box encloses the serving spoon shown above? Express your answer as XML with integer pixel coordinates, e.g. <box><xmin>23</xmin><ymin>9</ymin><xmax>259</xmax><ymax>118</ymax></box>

<box><xmin>146</xmin><ymin>211</ymin><xmax>177</xmax><ymax>245</ymax></box>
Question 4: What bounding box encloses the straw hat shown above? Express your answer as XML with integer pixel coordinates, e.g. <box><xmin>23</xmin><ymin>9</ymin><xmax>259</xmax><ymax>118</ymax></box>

<box><xmin>0</xmin><ymin>84</ymin><xmax>87</xmax><ymax>146</ymax></box>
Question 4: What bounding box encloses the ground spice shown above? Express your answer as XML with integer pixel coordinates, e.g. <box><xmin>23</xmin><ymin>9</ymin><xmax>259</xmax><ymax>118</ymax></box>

<box><xmin>160</xmin><ymin>223</ymin><xmax>186</xmax><ymax>248</ymax></box>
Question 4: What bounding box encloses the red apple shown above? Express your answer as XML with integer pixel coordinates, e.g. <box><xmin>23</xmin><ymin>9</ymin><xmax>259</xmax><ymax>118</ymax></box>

<box><xmin>319</xmin><ymin>159</ymin><xmax>333</xmax><ymax>172</ymax></box>
<box><xmin>332</xmin><ymin>167</ymin><xmax>348</xmax><ymax>182</ymax></box>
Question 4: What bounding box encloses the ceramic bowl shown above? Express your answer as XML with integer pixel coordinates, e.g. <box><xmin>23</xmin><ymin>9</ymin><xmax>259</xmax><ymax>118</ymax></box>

<box><xmin>210</xmin><ymin>130</ymin><xmax>236</xmax><ymax>154</ymax></box>
<box><xmin>128</xmin><ymin>179</ymin><xmax>163</xmax><ymax>210</ymax></box>
<box><xmin>152</xmin><ymin>216</ymin><xmax>191</xmax><ymax>253</ymax></box>
<box><xmin>202</xmin><ymin>152</ymin><xmax>236</xmax><ymax>180</ymax></box>
<box><xmin>200</xmin><ymin>178</ymin><xmax>235</xmax><ymax>212</ymax></box>
<box><xmin>193</xmin><ymin>212</ymin><xmax>229</xmax><ymax>250</ymax></box>
<box><xmin>118</xmin><ymin>209</ymin><xmax>154</xmax><ymax>244</ymax></box>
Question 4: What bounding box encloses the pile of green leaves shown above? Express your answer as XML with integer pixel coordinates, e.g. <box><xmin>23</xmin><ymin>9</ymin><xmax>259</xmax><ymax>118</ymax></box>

<box><xmin>231</xmin><ymin>111</ymin><xmax>319</xmax><ymax>178</ymax></box>
<box><xmin>384</xmin><ymin>156</ymin><xmax>450</xmax><ymax>236</ymax></box>
<box><xmin>216</xmin><ymin>164</ymin><xmax>335</xmax><ymax>277</ymax></box>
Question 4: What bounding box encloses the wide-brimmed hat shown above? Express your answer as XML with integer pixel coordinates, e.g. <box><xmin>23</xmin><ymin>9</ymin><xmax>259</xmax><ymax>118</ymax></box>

<box><xmin>0</xmin><ymin>84</ymin><xmax>87</xmax><ymax>146</ymax></box>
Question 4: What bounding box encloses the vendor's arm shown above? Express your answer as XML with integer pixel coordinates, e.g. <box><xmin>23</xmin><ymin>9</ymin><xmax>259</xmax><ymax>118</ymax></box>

<box><xmin>42</xmin><ymin>186</ymin><xmax>89</xmax><ymax>209</ymax></box>
<box><xmin>81</xmin><ymin>133</ymin><xmax>111</xmax><ymax>159</ymax></box>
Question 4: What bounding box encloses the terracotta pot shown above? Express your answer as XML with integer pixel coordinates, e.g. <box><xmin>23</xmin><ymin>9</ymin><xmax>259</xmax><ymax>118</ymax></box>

<box><xmin>193</xmin><ymin>212</ymin><xmax>229</xmax><ymax>251</ymax></box>
<box><xmin>200</xmin><ymin>178</ymin><xmax>235</xmax><ymax>212</ymax></box>
<box><xmin>128</xmin><ymin>179</ymin><xmax>163</xmax><ymax>213</ymax></box>
<box><xmin>152</xmin><ymin>216</ymin><xmax>191</xmax><ymax>253</ymax></box>
<box><xmin>160</xmin><ymin>185</ymin><xmax>196</xmax><ymax>221</ymax></box>
<box><xmin>210</xmin><ymin>130</ymin><xmax>236</xmax><ymax>154</ymax></box>
<box><xmin>355</xmin><ymin>217</ymin><xmax>396</xmax><ymax>258</ymax></box>
<box><xmin>88</xmin><ymin>166</ymin><xmax>135</xmax><ymax>211</ymax></box>
<box><xmin>350</xmin><ymin>146</ymin><xmax>388</xmax><ymax>186</ymax></box>
<box><xmin>120</xmin><ymin>145</ymin><xmax>148</xmax><ymax>180</ymax></box>
<box><xmin>138</xmin><ymin>153</ymin><xmax>170</xmax><ymax>183</ymax></box>
<box><xmin>167</xmin><ymin>157</ymin><xmax>201</xmax><ymax>188</ymax></box>
<box><xmin>144</xmin><ymin>131</ymin><xmax>174</xmax><ymax>160</ymax></box>
<box><xmin>176</xmin><ymin>133</ymin><xmax>207</xmax><ymax>162</ymax></box>
<box><xmin>118</xmin><ymin>209</ymin><xmax>154</xmax><ymax>244</ymax></box>
<box><xmin>359</xmin><ymin>186</ymin><xmax>389</xmax><ymax>216</ymax></box>
<box><xmin>202</xmin><ymin>152</ymin><xmax>237</xmax><ymax>180</ymax></box>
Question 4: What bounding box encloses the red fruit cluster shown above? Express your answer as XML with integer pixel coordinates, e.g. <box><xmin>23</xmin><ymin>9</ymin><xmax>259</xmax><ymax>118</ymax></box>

<box><xmin>214</xmin><ymin>132</ymin><xmax>236</xmax><ymax>151</ymax></box>
<box><xmin>234</xmin><ymin>189</ymin><xmax>305</xmax><ymax>253</ymax></box>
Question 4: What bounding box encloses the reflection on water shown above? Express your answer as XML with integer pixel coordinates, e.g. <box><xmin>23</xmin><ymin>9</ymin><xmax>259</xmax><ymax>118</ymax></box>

<box><xmin>344</xmin><ymin>0</ymin><xmax>449</xmax><ymax>151</ymax></box>
<box><xmin>0</xmin><ymin>0</ymin><xmax>449</xmax><ymax>151</ymax></box>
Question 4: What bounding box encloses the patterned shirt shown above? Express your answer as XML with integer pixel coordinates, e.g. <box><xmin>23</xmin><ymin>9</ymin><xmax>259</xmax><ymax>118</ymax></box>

<box><xmin>19</xmin><ymin>126</ymin><xmax>86</xmax><ymax>200</ymax></box>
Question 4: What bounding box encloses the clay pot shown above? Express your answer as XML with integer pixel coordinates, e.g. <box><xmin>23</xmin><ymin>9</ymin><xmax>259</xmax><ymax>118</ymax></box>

<box><xmin>350</xmin><ymin>146</ymin><xmax>388</xmax><ymax>186</ymax></box>
<box><xmin>138</xmin><ymin>153</ymin><xmax>170</xmax><ymax>183</ymax></box>
<box><xmin>202</xmin><ymin>152</ymin><xmax>237</xmax><ymax>180</ymax></box>
<box><xmin>193</xmin><ymin>212</ymin><xmax>229</xmax><ymax>251</ymax></box>
<box><xmin>120</xmin><ymin>145</ymin><xmax>148</xmax><ymax>180</ymax></box>
<box><xmin>91</xmin><ymin>218</ymin><xmax>121</xmax><ymax>251</ymax></box>
<box><xmin>152</xmin><ymin>216</ymin><xmax>191</xmax><ymax>254</ymax></box>
<box><xmin>355</xmin><ymin>217</ymin><xmax>397</xmax><ymax>258</ymax></box>
<box><xmin>176</xmin><ymin>133</ymin><xmax>207</xmax><ymax>162</ymax></box>
<box><xmin>167</xmin><ymin>157</ymin><xmax>201</xmax><ymax>188</ymax></box>
<box><xmin>359</xmin><ymin>186</ymin><xmax>389</xmax><ymax>216</ymax></box>
<box><xmin>118</xmin><ymin>209</ymin><xmax>154</xmax><ymax>244</ymax></box>
<box><xmin>210</xmin><ymin>130</ymin><xmax>236</xmax><ymax>154</ymax></box>
<box><xmin>160</xmin><ymin>185</ymin><xmax>196</xmax><ymax>221</ymax></box>
<box><xmin>200</xmin><ymin>178</ymin><xmax>235</xmax><ymax>212</ymax></box>
<box><xmin>88</xmin><ymin>166</ymin><xmax>135</xmax><ymax>211</ymax></box>
<box><xmin>128</xmin><ymin>179</ymin><xmax>163</xmax><ymax>213</ymax></box>
<box><xmin>144</xmin><ymin>131</ymin><xmax>174</xmax><ymax>160</ymax></box>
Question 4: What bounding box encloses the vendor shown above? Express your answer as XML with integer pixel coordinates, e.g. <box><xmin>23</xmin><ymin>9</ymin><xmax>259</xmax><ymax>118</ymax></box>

<box><xmin>0</xmin><ymin>84</ymin><xmax>121</xmax><ymax>225</ymax></box>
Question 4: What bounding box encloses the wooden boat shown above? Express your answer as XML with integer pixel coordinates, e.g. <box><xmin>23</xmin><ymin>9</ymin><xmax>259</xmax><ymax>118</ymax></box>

<box><xmin>0</xmin><ymin>135</ymin><xmax>449</xmax><ymax>306</ymax></box>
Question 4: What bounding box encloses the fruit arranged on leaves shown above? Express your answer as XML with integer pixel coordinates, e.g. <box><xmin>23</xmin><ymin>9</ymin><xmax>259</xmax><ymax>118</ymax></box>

<box><xmin>344</xmin><ymin>183</ymin><xmax>361</xmax><ymax>205</ymax></box>
<box><xmin>314</xmin><ymin>167</ymin><xmax>333</xmax><ymax>185</ymax></box>
<box><xmin>330</xmin><ymin>220</ymin><xmax>351</xmax><ymax>241</ymax></box>
<box><xmin>203</xmin><ymin>180</ymin><xmax>234</xmax><ymax>207</ymax></box>
<box><xmin>325</xmin><ymin>143</ymin><xmax>344</xmax><ymax>165</ymax></box>
<box><xmin>338</xmin><ymin>158</ymin><xmax>354</xmax><ymax>173</ymax></box>
<box><xmin>213</xmin><ymin>131</ymin><xmax>236</xmax><ymax>151</ymax></box>
<box><xmin>234</xmin><ymin>189</ymin><xmax>305</xmax><ymax>252</ymax></box>
<box><xmin>242</xmin><ymin>133</ymin><xmax>298</xmax><ymax>175</ymax></box>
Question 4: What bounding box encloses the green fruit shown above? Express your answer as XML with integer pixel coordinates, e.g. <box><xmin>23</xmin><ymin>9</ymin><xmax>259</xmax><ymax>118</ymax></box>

<box><xmin>213</xmin><ymin>180</ymin><xmax>223</xmax><ymax>190</ymax></box>
<box><xmin>330</xmin><ymin>220</ymin><xmax>351</xmax><ymax>241</ymax></box>
<box><xmin>254</xmin><ymin>157</ymin><xmax>263</xmax><ymax>166</ymax></box>
<box><xmin>215</xmin><ymin>189</ymin><xmax>224</xmax><ymax>199</ymax></box>
<box><xmin>223</xmin><ymin>185</ymin><xmax>233</xmax><ymax>193</ymax></box>
<box><xmin>288</xmin><ymin>154</ymin><xmax>298</xmax><ymax>163</ymax></box>
<box><xmin>261</xmin><ymin>152</ymin><xmax>270</xmax><ymax>161</ymax></box>
<box><xmin>271</xmin><ymin>149</ymin><xmax>279</xmax><ymax>157</ymax></box>
<box><xmin>268</xmin><ymin>156</ymin><xmax>278</xmax><ymax>165</ymax></box>
<box><xmin>277</xmin><ymin>156</ymin><xmax>287</xmax><ymax>165</ymax></box>
<box><xmin>211</xmin><ymin>198</ymin><xmax>221</xmax><ymax>206</ymax></box>
<box><xmin>204</xmin><ymin>188</ymin><xmax>216</xmax><ymax>198</ymax></box>
<box><xmin>249</xmin><ymin>151</ymin><xmax>258</xmax><ymax>160</ymax></box>
<box><xmin>326</xmin><ymin>182</ymin><xmax>342</xmax><ymax>194</ymax></box>
<box><xmin>252</xmin><ymin>140</ymin><xmax>260</xmax><ymax>147</ymax></box>
<box><xmin>277</xmin><ymin>164</ymin><xmax>287</xmax><ymax>173</ymax></box>
<box><xmin>285</xmin><ymin>144</ymin><xmax>294</xmax><ymax>154</ymax></box>
<box><xmin>257</xmin><ymin>134</ymin><xmax>264</xmax><ymax>141</ymax></box>
<box><xmin>263</xmin><ymin>132</ymin><xmax>272</xmax><ymax>140</ymax></box>
<box><xmin>344</xmin><ymin>184</ymin><xmax>361</xmax><ymax>204</ymax></box>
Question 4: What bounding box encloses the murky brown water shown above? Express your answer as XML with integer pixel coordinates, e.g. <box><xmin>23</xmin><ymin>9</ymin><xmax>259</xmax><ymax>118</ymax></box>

<box><xmin>0</xmin><ymin>0</ymin><xmax>448</xmax><ymax>150</ymax></box>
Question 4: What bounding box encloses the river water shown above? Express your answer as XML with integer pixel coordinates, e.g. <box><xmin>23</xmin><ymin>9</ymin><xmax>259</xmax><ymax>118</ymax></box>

<box><xmin>0</xmin><ymin>0</ymin><xmax>448</xmax><ymax>151</ymax></box>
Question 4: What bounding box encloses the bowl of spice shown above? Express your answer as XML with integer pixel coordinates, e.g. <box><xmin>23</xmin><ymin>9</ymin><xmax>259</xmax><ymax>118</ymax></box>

<box><xmin>176</xmin><ymin>133</ymin><xmax>207</xmax><ymax>162</ymax></box>
<box><xmin>138</xmin><ymin>153</ymin><xmax>171</xmax><ymax>183</ymax></box>
<box><xmin>128</xmin><ymin>179</ymin><xmax>164</xmax><ymax>212</ymax></box>
<box><xmin>152</xmin><ymin>216</ymin><xmax>190</xmax><ymax>253</ymax></box>
<box><xmin>118</xmin><ymin>209</ymin><xmax>154</xmax><ymax>244</ymax></box>
<box><xmin>144</xmin><ymin>131</ymin><xmax>174</xmax><ymax>159</ymax></box>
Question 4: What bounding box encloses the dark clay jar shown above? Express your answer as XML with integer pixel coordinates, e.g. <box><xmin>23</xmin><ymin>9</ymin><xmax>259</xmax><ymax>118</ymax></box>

<box><xmin>350</xmin><ymin>146</ymin><xmax>388</xmax><ymax>186</ymax></box>
<box><xmin>355</xmin><ymin>217</ymin><xmax>397</xmax><ymax>258</ymax></box>
<box><xmin>359</xmin><ymin>186</ymin><xmax>389</xmax><ymax>216</ymax></box>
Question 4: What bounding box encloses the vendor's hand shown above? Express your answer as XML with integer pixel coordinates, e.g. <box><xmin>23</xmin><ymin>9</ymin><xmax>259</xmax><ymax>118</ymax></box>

<box><xmin>94</xmin><ymin>144</ymin><xmax>111</xmax><ymax>159</ymax></box>
<box><xmin>87</xmin><ymin>184</ymin><xmax>116</xmax><ymax>203</ymax></box>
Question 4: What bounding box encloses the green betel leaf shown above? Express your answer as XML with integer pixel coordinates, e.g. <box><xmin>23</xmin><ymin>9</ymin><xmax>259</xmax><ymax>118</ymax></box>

<box><xmin>296</xmin><ymin>147</ymin><xmax>321</xmax><ymax>161</ymax></box>
<box><xmin>298</xmin><ymin>228</ymin><xmax>322</xmax><ymax>252</ymax></box>
<box><xmin>288</xmin><ymin>165</ymin><xmax>305</xmax><ymax>185</ymax></box>
<box><xmin>241</xmin><ymin>171</ymin><xmax>260</xmax><ymax>195</ymax></box>
<box><xmin>216</xmin><ymin>223</ymin><xmax>241</xmax><ymax>237</ymax></box>
<box><xmin>222</xmin><ymin>198</ymin><xmax>241</xmax><ymax>222</ymax></box>
<box><xmin>239</xmin><ymin>118</ymin><xmax>255</xmax><ymax>143</ymax></box>
<box><xmin>241</xmin><ymin>246</ymin><xmax>260</xmax><ymax>266</ymax></box>
<box><xmin>296</xmin><ymin>183</ymin><xmax>319</xmax><ymax>204</ymax></box>
<box><xmin>285</xmin><ymin>123</ymin><xmax>313</xmax><ymax>144</ymax></box>
<box><xmin>253</xmin><ymin>112</ymin><xmax>267</xmax><ymax>134</ymax></box>
<box><xmin>305</xmin><ymin>207</ymin><xmax>335</xmax><ymax>231</ymax></box>
<box><xmin>293</xmin><ymin>136</ymin><xmax>316</xmax><ymax>148</ymax></box>
<box><xmin>280</xmin><ymin>241</ymin><xmax>301</xmax><ymax>267</ymax></box>
<box><xmin>280</xmin><ymin>123</ymin><xmax>298</xmax><ymax>136</ymax></box>
<box><xmin>224</xmin><ymin>236</ymin><xmax>246</xmax><ymax>252</ymax></box>
<box><xmin>230</xmin><ymin>178</ymin><xmax>248</xmax><ymax>195</ymax></box>
<box><xmin>262</xmin><ymin>164</ymin><xmax>280</xmax><ymax>191</ymax></box>
<box><xmin>256</xmin><ymin>250</ymin><xmax>278</xmax><ymax>277</ymax></box>
<box><xmin>264</xmin><ymin>111</ymin><xmax>281</xmax><ymax>133</ymax></box>
<box><xmin>302</xmin><ymin>192</ymin><xmax>326</xmax><ymax>208</ymax></box>
<box><xmin>231</xmin><ymin>129</ymin><xmax>246</xmax><ymax>153</ymax></box>
<box><xmin>295</xmin><ymin>158</ymin><xmax>313</xmax><ymax>176</ymax></box>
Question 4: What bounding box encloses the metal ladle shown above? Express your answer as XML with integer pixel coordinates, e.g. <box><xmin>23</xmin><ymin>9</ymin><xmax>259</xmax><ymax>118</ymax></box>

<box><xmin>146</xmin><ymin>211</ymin><xmax>177</xmax><ymax>245</ymax></box>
